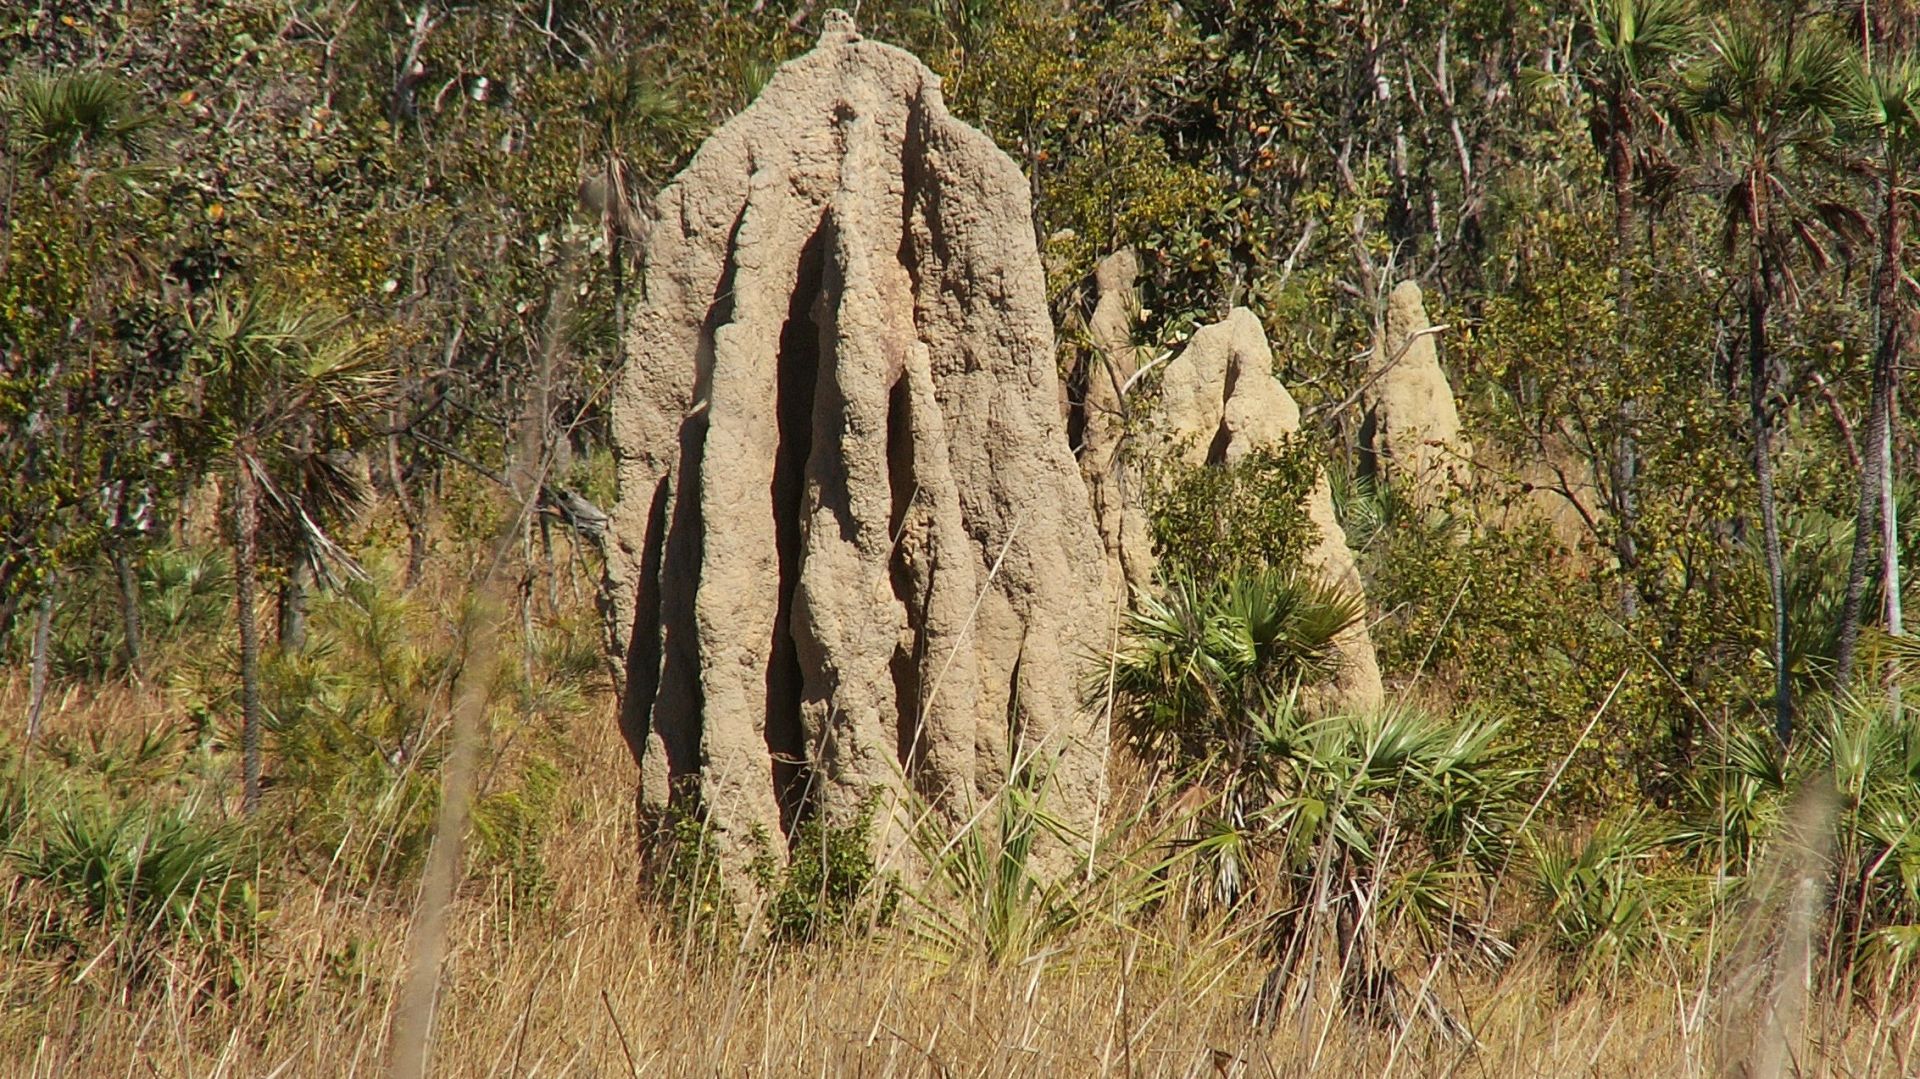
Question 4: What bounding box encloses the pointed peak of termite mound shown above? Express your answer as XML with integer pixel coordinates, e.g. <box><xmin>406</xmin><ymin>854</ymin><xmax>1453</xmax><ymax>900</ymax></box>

<box><xmin>1360</xmin><ymin>281</ymin><xmax>1473</xmax><ymax>504</ymax></box>
<box><xmin>603</xmin><ymin>24</ymin><xmax>1113</xmax><ymax>896</ymax></box>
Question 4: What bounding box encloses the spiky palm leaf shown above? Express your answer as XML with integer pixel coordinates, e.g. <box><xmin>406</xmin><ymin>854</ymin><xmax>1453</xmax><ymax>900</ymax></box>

<box><xmin>1106</xmin><ymin>565</ymin><xmax>1363</xmax><ymax>758</ymax></box>
<box><xmin>2</xmin><ymin>69</ymin><xmax>158</xmax><ymax>168</ymax></box>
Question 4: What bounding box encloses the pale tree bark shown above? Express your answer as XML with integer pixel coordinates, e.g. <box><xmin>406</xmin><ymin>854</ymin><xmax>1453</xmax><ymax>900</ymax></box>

<box><xmin>25</xmin><ymin>583</ymin><xmax>54</xmax><ymax>742</ymax></box>
<box><xmin>278</xmin><ymin>559</ymin><xmax>312</xmax><ymax>652</ymax></box>
<box><xmin>1750</xmin><ymin>264</ymin><xmax>1792</xmax><ymax>745</ymax></box>
<box><xmin>233</xmin><ymin>448</ymin><xmax>265</xmax><ymax>813</ymax></box>
<box><xmin>1884</xmin><ymin>381</ymin><xmax>1903</xmax><ymax>716</ymax></box>
<box><xmin>1836</xmin><ymin>157</ymin><xmax>1905</xmax><ymax>687</ymax></box>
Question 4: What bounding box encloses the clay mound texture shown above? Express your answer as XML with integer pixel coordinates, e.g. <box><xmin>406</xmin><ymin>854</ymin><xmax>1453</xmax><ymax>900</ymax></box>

<box><xmin>1070</xmin><ymin>247</ymin><xmax>1154</xmax><ymax>598</ymax></box>
<box><xmin>604</xmin><ymin>16</ymin><xmax>1113</xmax><ymax>882</ymax></box>
<box><xmin>1360</xmin><ymin>281</ymin><xmax>1473</xmax><ymax>503</ymax></box>
<box><xmin>1147</xmin><ymin>308</ymin><xmax>1384</xmax><ymax>712</ymax></box>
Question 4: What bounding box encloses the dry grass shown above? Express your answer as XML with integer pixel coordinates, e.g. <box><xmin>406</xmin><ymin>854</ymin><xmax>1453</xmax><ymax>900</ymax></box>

<box><xmin>6</xmin><ymin>530</ymin><xmax>1920</xmax><ymax>1079</ymax></box>
<box><xmin>4</xmin><ymin>674</ymin><xmax>1919</xmax><ymax>1079</ymax></box>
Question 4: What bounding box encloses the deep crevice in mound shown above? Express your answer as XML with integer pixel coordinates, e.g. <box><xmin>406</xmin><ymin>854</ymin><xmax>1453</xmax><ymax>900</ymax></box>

<box><xmin>767</xmin><ymin>229</ymin><xmax>826</xmax><ymax>841</ymax></box>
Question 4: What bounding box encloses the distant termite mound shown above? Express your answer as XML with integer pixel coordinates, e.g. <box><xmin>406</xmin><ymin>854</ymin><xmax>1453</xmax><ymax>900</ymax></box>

<box><xmin>604</xmin><ymin>13</ymin><xmax>1113</xmax><ymax>889</ymax></box>
<box><xmin>1068</xmin><ymin>247</ymin><xmax>1155</xmax><ymax>599</ymax></box>
<box><xmin>1360</xmin><ymin>281</ymin><xmax>1473</xmax><ymax>504</ymax></box>
<box><xmin>1145</xmin><ymin>307</ymin><xmax>1384</xmax><ymax>713</ymax></box>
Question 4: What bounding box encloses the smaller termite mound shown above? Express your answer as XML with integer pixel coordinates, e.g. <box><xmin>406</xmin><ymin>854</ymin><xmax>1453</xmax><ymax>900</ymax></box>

<box><xmin>1360</xmin><ymin>281</ymin><xmax>1474</xmax><ymax>506</ymax></box>
<box><xmin>1144</xmin><ymin>307</ymin><xmax>1384</xmax><ymax>713</ymax></box>
<box><xmin>1064</xmin><ymin>247</ymin><xmax>1155</xmax><ymax>599</ymax></box>
<box><xmin>604</xmin><ymin>14</ymin><xmax>1114</xmax><ymax>896</ymax></box>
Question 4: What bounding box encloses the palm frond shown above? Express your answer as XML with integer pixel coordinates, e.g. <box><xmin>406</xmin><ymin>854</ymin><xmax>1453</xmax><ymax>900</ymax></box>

<box><xmin>2</xmin><ymin>68</ymin><xmax>158</xmax><ymax>168</ymax></box>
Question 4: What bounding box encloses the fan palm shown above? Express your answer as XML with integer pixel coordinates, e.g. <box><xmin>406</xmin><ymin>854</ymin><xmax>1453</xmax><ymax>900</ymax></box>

<box><xmin>185</xmin><ymin>288</ymin><xmax>392</xmax><ymax>812</ymax></box>
<box><xmin>1836</xmin><ymin>55</ymin><xmax>1920</xmax><ymax>689</ymax></box>
<box><xmin>2</xmin><ymin>69</ymin><xmax>157</xmax><ymax>171</ymax></box>
<box><xmin>1679</xmin><ymin>15</ymin><xmax>1861</xmax><ymax>743</ymax></box>
<box><xmin>1576</xmin><ymin>0</ymin><xmax>1697</xmax><ymax>592</ymax></box>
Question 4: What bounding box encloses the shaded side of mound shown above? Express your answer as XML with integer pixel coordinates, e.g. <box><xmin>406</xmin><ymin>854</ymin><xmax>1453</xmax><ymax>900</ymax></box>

<box><xmin>604</xmin><ymin>16</ymin><xmax>1113</xmax><ymax>887</ymax></box>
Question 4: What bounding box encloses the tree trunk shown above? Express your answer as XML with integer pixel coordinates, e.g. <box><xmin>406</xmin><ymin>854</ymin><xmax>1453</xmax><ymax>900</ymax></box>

<box><xmin>1836</xmin><ymin>163</ymin><xmax>1903</xmax><ymax>688</ymax></box>
<box><xmin>1884</xmin><ymin>378</ymin><xmax>1903</xmax><ymax>715</ymax></box>
<box><xmin>1608</xmin><ymin>96</ymin><xmax>1642</xmax><ymax>613</ymax></box>
<box><xmin>278</xmin><ymin>558</ymin><xmax>312</xmax><ymax>652</ymax></box>
<box><xmin>112</xmin><ymin>546</ymin><xmax>143</xmax><ymax>679</ymax></box>
<box><xmin>1750</xmin><ymin>269</ymin><xmax>1792</xmax><ymax>744</ymax></box>
<box><xmin>388</xmin><ymin>415</ymin><xmax>429</xmax><ymax>589</ymax></box>
<box><xmin>233</xmin><ymin>450</ymin><xmax>265</xmax><ymax>813</ymax></box>
<box><xmin>25</xmin><ymin>582</ymin><xmax>54</xmax><ymax>742</ymax></box>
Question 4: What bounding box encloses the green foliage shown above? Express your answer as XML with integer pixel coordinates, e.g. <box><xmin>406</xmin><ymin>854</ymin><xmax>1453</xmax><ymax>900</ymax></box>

<box><xmin>263</xmin><ymin>574</ymin><xmax>443</xmax><ymax>888</ymax></box>
<box><xmin>7</xmin><ymin>794</ymin><xmax>257</xmax><ymax>983</ymax></box>
<box><xmin>649</xmin><ymin>808</ymin><xmax>736</xmax><ymax>946</ymax></box>
<box><xmin>1673</xmin><ymin>697</ymin><xmax>1920</xmax><ymax>976</ymax></box>
<box><xmin>1528</xmin><ymin>811</ymin><xmax>1686</xmax><ymax>976</ymax></box>
<box><xmin>1145</xmin><ymin>441</ymin><xmax>1320</xmax><ymax>584</ymax></box>
<box><xmin>1107</xmin><ymin>566</ymin><xmax>1361</xmax><ymax>761</ymax></box>
<box><xmin>905</xmin><ymin>782</ymin><xmax>1067</xmax><ymax>967</ymax></box>
<box><xmin>472</xmin><ymin>754</ymin><xmax>563</xmax><ymax>910</ymax></box>
<box><xmin>2</xmin><ymin>69</ymin><xmax>159</xmax><ymax>170</ymax></box>
<box><xmin>753</xmin><ymin>805</ymin><xmax>897</xmax><ymax>946</ymax></box>
<box><xmin>1227</xmin><ymin>703</ymin><xmax>1526</xmax><ymax>926</ymax></box>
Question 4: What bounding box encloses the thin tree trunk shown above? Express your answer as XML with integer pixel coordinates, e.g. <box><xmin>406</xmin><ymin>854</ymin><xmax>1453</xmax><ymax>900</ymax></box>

<box><xmin>109</xmin><ymin>490</ymin><xmax>143</xmax><ymax>678</ymax></box>
<box><xmin>389</xmin><ymin>413</ymin><xmax>428</xmax><ymax>589</ymax></box>
<box><xmin>0</xmin><ymin>554</ymin><xmax>24</xmax><ymax>644</ymax></box>
<box><xmin>112</xmin><ymin>547</ymin><xmax>142</xmax><ymax>678</ymax></box>
<box><xmin>1836</xmin><ymin>164</ymin><xmax>1903</xmax><ymax>687</ymax></box>
<box><xmin>1884</xmin><ymin>378</ymin><xmax>1903</xmax><ymax>716</ymax></box>
<box><xmin>279</xmin><ymin>559</ymin><xmax>312</xmax><ymax>652</ymax></box>
<box><xmin>233</xmin><ymin>450</ymin><xmax>265</xmax><ymax>813</ymax></box>
<box><xmin>1750</xmin><ymin>271</ymin><xmax>1792</xmax><ymax>744</ymax></box>
<box><xmin>25</xmin><ymin>582</ymin><xmax>54</xmax><ymax>742</ymax></box>
<box><xmin>1609</xmin><ymin>98</ymin><xmax>1642</xmax><ymax>614</ymax></box>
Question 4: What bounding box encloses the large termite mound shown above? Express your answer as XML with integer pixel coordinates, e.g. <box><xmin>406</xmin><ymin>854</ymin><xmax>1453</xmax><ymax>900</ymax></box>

<box><xmin>1360</xmin><ymin>281</ymin><xmax>1472</xmax><ymax>504</ymax></box>
<box><xmin>604</xmin><ymin>14</ymin><xmax>1113</xmax><ymax>887</ymax></box>
<box><xmin>1146</xmin><ymin>307</ymin><xmax>1384</xmax><ymax>712</ymax></box>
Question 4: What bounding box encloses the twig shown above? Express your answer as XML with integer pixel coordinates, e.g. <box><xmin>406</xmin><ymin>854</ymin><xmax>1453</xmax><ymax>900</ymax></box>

<box><xmin>1304</xmin><ymin>324</ymin><xmax>1450</xmax><ymax>426</ymax></box>
<box><xmin>602</xmin><ymin>988</ymin><xmax>641</xmax><ymax>1079</ymax></box>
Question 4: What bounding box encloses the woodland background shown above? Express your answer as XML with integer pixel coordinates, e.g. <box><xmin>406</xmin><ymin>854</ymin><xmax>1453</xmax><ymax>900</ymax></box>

<box><xmin>5</xmin><ymin>0</ymin><xmax>1920</xmax><ymax>1074</ymax></box>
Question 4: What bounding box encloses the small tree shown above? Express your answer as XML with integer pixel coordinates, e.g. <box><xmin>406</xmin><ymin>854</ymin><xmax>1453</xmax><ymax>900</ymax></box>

<box><xmin>1576</xmin><ymin>0</ymin><xmax>1696</xmax><ymax>598</ymax></box>
<box><xmin>1680</xmin><ymin>14</ymin><xmax>1859</xmax><ymax>743</ymax></box>
<box><xmin>1835</xmin><ymin>55</ymin><xmax>1920</xmax><ymax>689</ymax></box>
<box><xmin>184</xmin><ymin>288</ymin><xmax>391</xmax><ymax>812</ymax></box>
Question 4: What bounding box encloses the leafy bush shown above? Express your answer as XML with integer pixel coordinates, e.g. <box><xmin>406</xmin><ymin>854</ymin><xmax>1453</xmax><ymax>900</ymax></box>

<box><xmin>1679</xmin><ymin>698</ymin><xmax>1920</xmax><ymax>976</ymax></box>
<box><xmin>1107</xmin><ymin>565</ymin><xmax>1362</xmax><ymax>761</ymax></box>
<box><xmin>753</xmin><ymin>805</ymin><xmax>897</xmax><ymax>946</ymax></box>
<box><xmin>1144</xmin><ymin>441</ymin><xmax>1320</xmax><ymax>585</ymax></box>
<box><xmin>1528</xmin><ymin>811</ymin><xmax>1688</xmax><ymax>977</ymax></box>
<box><xmin>264</xmin><ymin>574</ymin><xmax>443</xmax><ymax>889</ymax></box>
<box><xmin>8</xmin><ymin>796</ymin><xmax>257</xmax><ymax>983</ymax></box>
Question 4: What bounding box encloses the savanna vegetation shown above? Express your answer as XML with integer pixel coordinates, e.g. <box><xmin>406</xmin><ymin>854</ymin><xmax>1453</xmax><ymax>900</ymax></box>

<box><xmin>5</xmin><ymin>0</ymin><xmax>1920</xmax><ymax>1074</ymax></box>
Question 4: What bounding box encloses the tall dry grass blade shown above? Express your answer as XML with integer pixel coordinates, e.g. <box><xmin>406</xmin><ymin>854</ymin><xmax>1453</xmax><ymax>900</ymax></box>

<box><xmin>386</xmin><ymin>571</ymin><xmax>502</xmax><ymax>1079</ymax></box>
<box><xmin>388</xmin><ymin>316</ymin><xmax>554</xmax><ymax>1074</ymax></box>
<box><xmin>1714</xmin><ymin>777</ymin><xmax>1837</xmax><ymax>1079</ymax></box>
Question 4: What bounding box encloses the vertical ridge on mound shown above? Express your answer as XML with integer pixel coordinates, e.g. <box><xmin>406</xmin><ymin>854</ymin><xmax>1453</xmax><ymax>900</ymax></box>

<box><xmin>605</xmin><ymin>17</ymin><xmax>1113</xmax><ymax>890</ymax></box>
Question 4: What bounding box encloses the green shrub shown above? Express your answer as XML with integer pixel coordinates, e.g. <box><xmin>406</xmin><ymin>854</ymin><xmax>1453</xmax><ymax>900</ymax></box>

<box><xmin>753</xmin><ymin>805</ymin><xmax>897</xmax><ymax>946</ymax></box>
<box><xmin>1106</xmin><ymin>565</ymin><xmax>1362</xmax><ymax>762</ymax></box>
<box><xmin>8</xmin><ymin>796</ymin><xmax>257</xmax><ymax>983</ymax></box>
<box><xmin>1528</xmin><ymin>811</ymin><xmax>1688</xmax><ymax>977</ymax></box>
<box><xmin>1144</xmin><ymin>440</ymin><xmax>1320</xmax><ymax>585</ymax></box>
